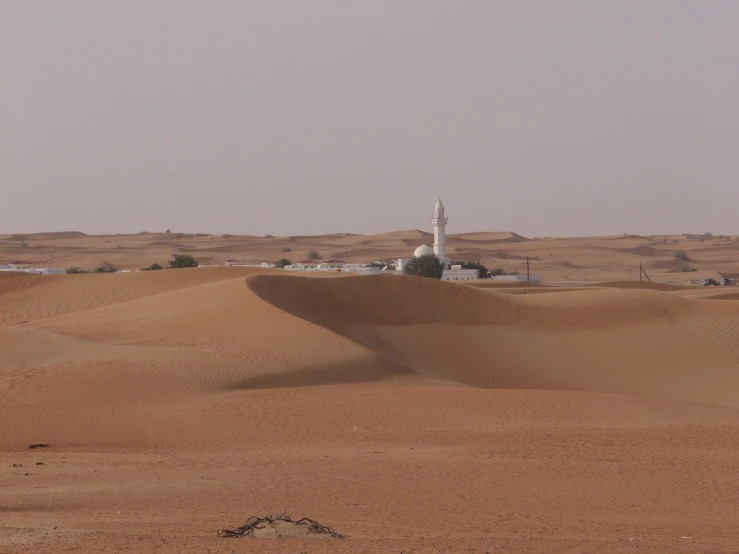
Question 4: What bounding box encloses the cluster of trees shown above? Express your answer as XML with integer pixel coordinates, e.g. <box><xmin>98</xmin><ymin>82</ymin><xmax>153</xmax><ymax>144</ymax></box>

<box><xmin>403</xmin><ymin>255</ymin><xmax>444</xmax><ymax>279</ymax></box>
<box><xmin>144</xmin><ymin>254</ymin><xmax>198</xmax><ymax>270</ymax></box>
<box><xmin>66</xmin><ymin>262</ymin><xmax>119</xmax><ymax>274</ymax></box>
<box><xmin>66</xmin><ymin>254</ymin><xmax>198</xmax><ymax>274</ymax></box>
<box><xmin>273</xmin><ymin>250</ymin><xmax>323</xmax><ymax>269</ymax></box>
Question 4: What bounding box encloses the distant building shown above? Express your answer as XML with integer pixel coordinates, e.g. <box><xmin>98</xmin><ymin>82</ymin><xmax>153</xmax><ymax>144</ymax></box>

<box><xmin>493</xmin><ymin>274</ymin><xmax>541</xmax><ymax>282</ymax></box>
<box><xmin>319</xmin><ymin>259</ymin><xmax>346</xmax><ymax>269</ymax></box>
<box><xmin>395</xmin><ymin>199</ymin><xmax>481</xmax><ymax>281</ymax></box>
<box><xmin>293</xmin><ymin>260</ymin><xmax>320</xmax><ymax>269</ymax></box>
<box><xmin>441</xmin><ymin>264</ymin><xmax>479</xmax><ymax>281</ymax></box>
<box><xmin>0</xmin><ymin>261</ymin><xmax>65</xmax><ymax>275</ymax></box>
<box><xmin>10</xmin><ymin>261</ymin><xmax>32</xmax><ymax>270</ymax></box>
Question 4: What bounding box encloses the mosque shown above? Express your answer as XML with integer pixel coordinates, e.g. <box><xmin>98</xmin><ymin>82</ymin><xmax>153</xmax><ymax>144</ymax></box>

<box><xmin>396</xmin><ymin>199</ymin><xmax>479</xmax><ymax>281</ymax></box>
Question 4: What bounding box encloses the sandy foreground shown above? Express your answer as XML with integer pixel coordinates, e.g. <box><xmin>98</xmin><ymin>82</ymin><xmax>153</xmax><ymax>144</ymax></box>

<box><xmin>2</xmin><ymin>263</ymin><xmax>739</xmax><ymax>553</ymax></box>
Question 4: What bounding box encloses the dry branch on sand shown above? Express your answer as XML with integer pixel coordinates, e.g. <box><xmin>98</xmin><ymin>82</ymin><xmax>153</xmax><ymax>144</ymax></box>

<box><xmin>217</xmin><ymin>515</ymin><xmax>347</xmax><ymax>539</ymax></box>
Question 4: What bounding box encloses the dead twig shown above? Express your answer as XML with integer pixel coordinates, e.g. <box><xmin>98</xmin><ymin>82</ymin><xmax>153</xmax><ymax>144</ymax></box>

<box><xmin>28</xmin><ymin>444</ymin><xmax>49</xmax><ymax>449</ymax></box>
<box><xmin>217</xmin><ymin>514</ymin><xmax>346</xmax><ymax>539</ymax></box>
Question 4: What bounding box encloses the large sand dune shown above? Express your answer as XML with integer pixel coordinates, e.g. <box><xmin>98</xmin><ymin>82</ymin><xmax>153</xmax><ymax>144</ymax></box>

<box><xmin>248</xmin><ymin>274</ymin><xmax>739</xmax><ymax>406</ymax></box>
<box><xmin>2</xmin><ymin>268</ymin><xmax>739</xmax><ymax>552</ymax></box>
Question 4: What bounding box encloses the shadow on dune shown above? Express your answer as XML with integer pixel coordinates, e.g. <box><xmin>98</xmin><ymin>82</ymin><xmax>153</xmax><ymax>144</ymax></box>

<box><xmin>229</xmin><ymin>358</ymin><xmax>412</xmax><ymax>390</ymax></box>
<box><xmin>246</xmin><ymin>273</ymin><xmax>523</xmax><ymax>330</ymax></box>
<box><xmin>705</xmin><ymin>292</ymin><xmax>739</xmax><ymax>301</ymax></box>
<box><xmin>246</xmin><ymin>274</ymin><xmax>739</xmax><ymax>406</ymax></box>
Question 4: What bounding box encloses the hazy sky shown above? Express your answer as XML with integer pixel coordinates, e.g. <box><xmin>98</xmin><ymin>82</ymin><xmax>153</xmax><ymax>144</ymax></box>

<box><xmin>2</xmin><ymin>1</ymin><xmax>738</xmax><ymax>237</ymax></box>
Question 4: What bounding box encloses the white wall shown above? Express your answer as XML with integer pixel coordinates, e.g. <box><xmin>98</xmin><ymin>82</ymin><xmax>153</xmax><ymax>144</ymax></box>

<box><xmin>441</xmin><ymin>269</ymin><xmax>479</xmax><ymax>281</ymax></box>
<box><xmin>493</xmin><ymin>274</ymin><xmax>541</xmax><ymax>282</ymax></box>
<box><xmin>0</xmin><ymin>267</ymin><xmax>66</xmax><ymax>275</ymax></box>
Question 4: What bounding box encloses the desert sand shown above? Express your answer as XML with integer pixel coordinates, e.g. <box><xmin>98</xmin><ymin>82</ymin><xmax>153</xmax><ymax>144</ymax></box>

<box><xmin>2</xmin><ymin>232</ymin><xmax>739</xmax><ymax>553</ymax></box>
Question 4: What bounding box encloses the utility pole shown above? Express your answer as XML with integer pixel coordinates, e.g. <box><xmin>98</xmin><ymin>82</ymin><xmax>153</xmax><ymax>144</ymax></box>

<box><xmin>526</xmin><ymin>256</ymin><xmax>531</xmax><ymax>282</ymax></box>
<box><xmin>639</xmin><ymin>263</ymin><xmax>651</xmax><ymax>282</ymax></box>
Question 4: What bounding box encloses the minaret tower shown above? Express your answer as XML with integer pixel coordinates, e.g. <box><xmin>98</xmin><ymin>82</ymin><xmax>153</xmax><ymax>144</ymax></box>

<box><xmin>432</xmin><ymin>198</ymin><xmax>448</xmax><ymax>260</ymax></box>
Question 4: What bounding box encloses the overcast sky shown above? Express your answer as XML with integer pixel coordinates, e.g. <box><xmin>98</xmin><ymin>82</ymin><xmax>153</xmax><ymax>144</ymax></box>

<box><xmin>2</xmin><ymin>1</ymin><xmax>738</xmax><ymax>237</ymax></box>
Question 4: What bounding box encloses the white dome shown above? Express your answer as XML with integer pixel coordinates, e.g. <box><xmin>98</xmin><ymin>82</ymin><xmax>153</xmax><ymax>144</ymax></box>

<box><xmin>413</xmin><ymin>244</ymin><xmax>435</xmax><ymax>258</ymax></box>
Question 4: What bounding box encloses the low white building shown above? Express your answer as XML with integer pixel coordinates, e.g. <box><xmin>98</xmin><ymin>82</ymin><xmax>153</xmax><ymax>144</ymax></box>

<box><xmin>0</xmin><ymin>261</ymin><xmax>65</xmax><ymax>275</ymax></box>
<box><xmin>441</xmin><ymin>265</ymin><xmax>479</xmax><ymax>281</ymax></box>
<box><xmin>493</xmin><ymin>274</ymin><xmax>541</xmax><ymax>282</ymax></box>
<box><xmin>319</xmin><ymin>259</ymin><xmax>347</xmax><ymax>270</ymax></box>
<box><xmin>293</xmin><ymin>260</ymin><xmax>321</xmax><ymax>270</ymax></box>
<box><xmin>344</xmin><ymin>266</ymin><xmax>382</xmax><ymax>275</ymax></box>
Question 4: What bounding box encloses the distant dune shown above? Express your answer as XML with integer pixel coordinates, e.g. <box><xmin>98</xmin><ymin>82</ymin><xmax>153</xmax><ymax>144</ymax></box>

<box><xmin>2</xmin><ymin>230</ymin><xmax>736</xmax><ymax>283</ymax></box>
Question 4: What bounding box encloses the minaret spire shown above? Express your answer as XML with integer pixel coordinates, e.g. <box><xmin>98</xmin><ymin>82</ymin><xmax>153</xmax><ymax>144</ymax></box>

<box><xmin>432</xmin><ymin>198</ymin><xmax>448</xmax><ymax>260</ymax></box>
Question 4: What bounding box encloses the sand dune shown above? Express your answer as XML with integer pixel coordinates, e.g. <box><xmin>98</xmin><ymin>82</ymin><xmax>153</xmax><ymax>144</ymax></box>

<box><xmin>588</xmin><ymin>280</ymin><xmax>698</xmax><ymax>291</ymax></box>
<box><xmin>0</xmin><ymin>266</ymin><xmax>278</xmax><ymax>326</ymax></box>
<box><xmin>248</xmin><ymin>275</ymin><xmax>739</xmax><ymax>406</ymax></box>
<box><xmin>3</xmin><ymin>268</ymin><xmax>739</xmax><ymax>552</ymax></box>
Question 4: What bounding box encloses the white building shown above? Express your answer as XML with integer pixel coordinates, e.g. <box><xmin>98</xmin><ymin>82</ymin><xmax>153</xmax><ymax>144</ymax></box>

<box><xmin>292</xmin><ymin>260</ymin><xmax>321</xmax><ymax>270</ymax></box>
<box><xmin>0</xmin><ymin>261</ymin><xmax>65</xmax><ymax>275</ymax></box>
<box><xmin>397</xmin><ymin>199</ymin><xmax>479</xmax><ymax>281</ymax></box>
<box><xmin>493</xmin><ymin>274</ymin><xmax>541</xmax><ymax>282</ymax></box>
<box><xmin>441</xmin><ymin>264</ymin><xmax>478</xmax><ymax>281</ymax></box>
<box><xmin>319</xmin><ymin>259</ymin><xmax>347</xmax><ymax>269</ymax></box>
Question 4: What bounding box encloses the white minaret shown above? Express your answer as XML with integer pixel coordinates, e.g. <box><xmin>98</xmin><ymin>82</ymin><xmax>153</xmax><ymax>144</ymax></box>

<box><xmin>432</xmin><ymin>198</ymin><xmax>448</xmax><ymax>260</ymax></box>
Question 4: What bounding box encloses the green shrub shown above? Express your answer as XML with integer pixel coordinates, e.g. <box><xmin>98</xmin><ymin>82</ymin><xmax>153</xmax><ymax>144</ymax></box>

<box><xmin>403</xmin><ymin>254</ymin><xmax>443</xmax><ymax>279</ymax></box>
<box><xmin>672</xmin><ymin>249</ymin><xmax>689</xmax><ymax>261</ymax></box>
<box><xmin>169</xmin><ymin>254</ymin><xmax>198</xmax><ymax>268</ymax></box>
<box><xmin>94</xmin><ymin>262</ymin><xmax>118</xmax><ymax>273</ymax></box>
<box><xmin>451</xmin><ymin>261</ymin><xmax>489</xmax><ymax>279</ymax></box>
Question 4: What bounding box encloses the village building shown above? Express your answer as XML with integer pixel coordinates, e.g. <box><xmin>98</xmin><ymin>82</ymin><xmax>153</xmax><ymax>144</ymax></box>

<box><xmin>0</xmin><ymin>261</ymin><xmax>65</xmax><ymax>275</ymax></box>
<box><xmin>396</xmin><ymin>199</ymin><xmax>479</xmax><ymax>281</ymax></box>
